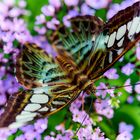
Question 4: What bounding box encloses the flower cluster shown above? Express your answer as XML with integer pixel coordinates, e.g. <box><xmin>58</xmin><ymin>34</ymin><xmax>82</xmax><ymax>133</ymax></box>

<box><xmin>116</xmin><ymin>122</ymin><xmax>134</xmax><ymax>140</ymax></box>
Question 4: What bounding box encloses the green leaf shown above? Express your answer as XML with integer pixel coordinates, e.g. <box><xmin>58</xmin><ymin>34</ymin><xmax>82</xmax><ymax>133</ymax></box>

<box><xmin>112</xmin><ymin>0</ymin><xmax>123</xmax><ymax>4</ymax></box>
<box><xmin>25</xmin><ymin>0</ymin><xmax>49</xmax><ymax>33</ymax></box>
<box><xmin>4</xmin><ymin>54</ymin><xmax>10</xmax><ymax>59</ymax></box>
<box><xmin>95</xmin><ymin>9</ymin><xmax>107</xmax><ymax>21</ymax></box>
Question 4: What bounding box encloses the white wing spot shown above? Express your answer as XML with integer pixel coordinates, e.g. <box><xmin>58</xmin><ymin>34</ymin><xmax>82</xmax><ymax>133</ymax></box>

<box><xmin>117</xmin><ymin>37</ymin><xmax>124</xmax><ymax>47</ymax></box>
<box><xmin>9</xmin><ymin>122</ymin><xmax>25</xmax><ymax>129</ymax></box>
<box><xmin>39</xmin><ymin>107</ymin><xmax>49</xmax><ymax>112</ymax></box>
<box><xmin>107</xmin><ymin>32</ymin><xmax>116</xmax><ymax>48</ymax></box>
<box><xmin>24</xmin><ymin>103</ymin><xmax>41</xmax><ymax>111</ymax></box>
<box><xmin>30</xmin><ymin>94</ymin><xmax>49</xmax><ymax>104</ymax></box>
<box><xmin>52</xmin><ymin>101</ymin><xmax>65</xmax><ymax>105</ymax></box>
<box><xmin>104</xmin><ymin>35</ymin><xmax>109</xmax><ymax>44</ymax></box>
<box><xmin>136</xmin><ymin>22</ymin><xmax>140</xmax><ymax>34</ymax></box>
<box><xmin>116</xmin><ymin>25</ymin><xmax>126</xmax><ymax>40</ymax></box>
<box><xmin>21</xmin><ymin>111</ymin><xmax>37</xmax><ymax>115</ymax></box>
<box><xmin>16</xmin><ymin>116</ymin><xmax>34</xmax><ymax>123</ymax></box>
<box><xmin>92</xmin><ymin>35</ymin><xmax>96</xmax><ymax>42</ymax></box>
<box><xmin>117</xmin><ymin>48</ymin><xmax>124</xmax><ymax>55</ymax></box>
<box><xmin>50</xmin><ymin>108</ymin><xmax>57</xmax><ymax>111</ymax></box>
<box><xmin>128</xmin><ymin>17</ymin><xmax>140</xmax><ymax>39</ymax></box>
<box><xmin>109</xmin><ymin>51</ymin><xmax>113</xmax><ymax>63</ymax></box>
<box><xmin>127</xmin><ymin>21</ymin><xmax>132</xmax><ymax>30</ymax></box>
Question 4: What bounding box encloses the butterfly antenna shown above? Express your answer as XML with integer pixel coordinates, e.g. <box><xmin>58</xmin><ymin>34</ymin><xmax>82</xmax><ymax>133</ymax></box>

<box><xmin>74</xmin><ymin>91</ymin><xmax>94</xmax><ymax>136</ymax></box>
<box><xmin>96</xmin><ymin>82</ymin><xmax>140</xmax><ymax>91</ymax></box>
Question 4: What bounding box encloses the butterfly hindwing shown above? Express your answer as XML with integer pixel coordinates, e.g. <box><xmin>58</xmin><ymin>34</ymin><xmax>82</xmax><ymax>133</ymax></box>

<box><xmin>52</xmin><ymin>15</ymin><xmax>104</xmax><ymax>71</ymax></box>
<box><xmin>0</xmin><ymin>86</ymin><xmax>81</xmax><ymax>129</ymax></box>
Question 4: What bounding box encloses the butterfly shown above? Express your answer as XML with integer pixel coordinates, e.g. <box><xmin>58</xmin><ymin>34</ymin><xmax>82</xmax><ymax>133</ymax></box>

<box><xmin>0</xmin><ymin>1</ymin><xmax>140</xmax><ymax>129</ymax></box>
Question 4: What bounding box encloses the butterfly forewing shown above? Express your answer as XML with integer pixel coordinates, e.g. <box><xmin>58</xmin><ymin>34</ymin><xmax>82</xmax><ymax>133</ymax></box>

<box><xmin>86</xmin><ymin>1</ymin><xmax>140</xmax><ymax>80</ymax></box>
<box><xmin>0</xmin><ymin>43</ymin><xmax>82</xmax><ymax>129</ymax></box>
<box><xmin>16</xmin><ymin>43</ymin><xmax>71</xmax><ymax>89</ymax></box>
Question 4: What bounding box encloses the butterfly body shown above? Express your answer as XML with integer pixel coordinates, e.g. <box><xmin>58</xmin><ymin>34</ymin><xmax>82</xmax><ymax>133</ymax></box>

<box><xmin>0</xmin><ymin>2</ymin><xmax>140</xmax><ymax>129</ymax></box>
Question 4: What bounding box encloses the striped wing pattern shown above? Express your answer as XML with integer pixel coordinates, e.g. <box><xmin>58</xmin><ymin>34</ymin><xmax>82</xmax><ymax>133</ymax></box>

<box><xmin>16</xmin><ymin>43</ymin><xmax>70</xmax><ymax>89</ymax></box>
<box><xmin>0</xmin><ymin>2</ymin><xmax>140</xmax><ymax>129</ymax></box>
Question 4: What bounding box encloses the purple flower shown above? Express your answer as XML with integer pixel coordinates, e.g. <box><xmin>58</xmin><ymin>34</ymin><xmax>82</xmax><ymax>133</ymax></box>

<box><xmin>127</xmin><ymin>96</ymin><xmax>134</xmax><ymax>104</ymax></box>
<box><xmin>49</xmin><ymin>0</ymin><xmax>61</xmax><ymax>9</ymax></box>
<box><xmin>44</xmin><ymin>136</ymin><xmax>55</xmax><ymax>140</ymax></box>
<box><xmin>119</xmin><ymin>122</ymin><xmax>134</xmax><ymax>133</ymax></box>
<box><xmin>121</xmin><ymin>63</ymin><xmax>135</xmax><ymax>76</ymax></box>
<box><xmin>93</xmin><ymin>127</ymin><xmax>108</xmax><ymax>140</ymax></box>
<box><xmin>70</xmin><ymin>92</ymin><xmax>85</xmax><ymax>111</ymax></box>
<box><xmin>0</xmin><ymin>94</ymin><xmax>6</xmax><ymax>105</ymax></box>
<box><xmin>135</xmin><ymin>81</ymin><xmax>140</xmax><ymax>94</ymax></box>
<box><xmin>86</xmin><ymin>0</ymin><xmax>111</xmax><ymax>9</ymax></box>
<box><xmin>41</xmin><ymin>5</ymin><xmax>55</xmax><ymax>16</ymax></box>
<box><xmin>34</xmin><ymin>118</ymin><xmax>48</xmax><ymax>134</ymax></box>
<box><xmin>116</xmin><ymin>131</ymin><xmax>133</xmax><ymax>140</ymax></box>
<box><xmin>1</xmin><ymin>32</ymin><xmax>14</xmax><ymax>42</ymax></box>
<box><xmin>55</xmin><ymin>131</ymin><xmax>73</xmax><ymax>140</ymax></box>
<box><xmin>34</xmin><ymin>26</ymin><xmax>47</xmax><ymax>35</ymax></box>
<box><xmin>20</xmin><ymin>124</ymin><xmax>34</xmax><ymax>133</ymax></box>
<box><xmin>64</xmin><ymin>0</ymin><xmax>79</xmax><ymax>6</ymax></box>
<box><xmin>55</xmin><ymin>123</ymin><xmax>65</xmax><ymax>133</ymax></box>
<box><xmin>124</xmin><ymin>79</ymin><xmax>132</xmax><ymax>93</ymax></box>
<box><xmin>96</xmin><ymin>83</ymin><xmax>108</xmax><ymax>98</ymax></box>
<box><xmin>107</xmin><ymin>0</ymin><xmax>134</xmax><ymax>19</ymax></box>
<box><xmin>24</xmin><ymin>130</ymin><xmax>38</xmax><ymax>140</ymax></box>
<box><xmin>63</xmin><ymin>10</ymin><xmax>79</xmax><ymax>27</ymax></box>
<box><xmin>81</xmin><ymin>3</ymin><xmax>95</xmax><ymax>15</ymax></box>
<box><xmin>94</xmin><ymin>99</ymin><xmax>114</xmax><ymax>119</ymax></box>
<box><xmin>116</xmin><ymin>122</ymin><xmax>134</xmax><ymax>140</ymax></box>
<box><xmin>9</xmin><ymin>7</ymin><xmax>24</xmax><ymax>17</ymax></box>
<box><xmin>136</xmin><ymin>45</ymin><xmax>140</xmax><ymax>60</ymax></box>
<box><xmin>0</xmin><ymin>5</ymin><xmax>8</xmax><ymax>17</ymax></box>
<box><xmin>3</xmin><ymin>44</ymin><xmax>13</xmax><ymax>54</ymax></box>
<box><xmin>72</xmin><ymin>109</ymin><xmax>92</xmax><ymax>125</ymax></box>
<box><xmin>3</xmin><ymin>0</ymin><xmax>15</xmax><ymax>7</ymax></box>
<box><xmin>35</xmin><ymin>14</ymin><xmax>46</xmax><ymax>25</ymax></box>
<box><xmin>46</xmin><ymin>18</ymin><xmax>60</xmax><ymax>30</ymax></box>
<box><xmin>0</xmin><ymin>128</ymin><xmax>16</xmax><ymax>140</ymax></box>
<box><xmin>77</xmin><ymin>127</ymin><xmax>107</xmax><ymax>140</ymax></box>
<box><xmin>104</xmin><ymin>68</ymin><xmax>119</xmax><ymax>79</ymax></box>
<box><xmin>18</xmin><ymin>0</ymin><xmax>26</xmax><ymax>8</ymax></box>
<box><xmin>136</xmin><ymin>95</ymin><xmax>140</xmax><ymax>101</ymax></box>
<box><xmin>15</xmin><ymin>135</ymin><xmax>25</xmax><ymax>140</ymax></box>
<box><xmin>77</xmin><ymin>126</ymin><xmax>93</xmax><ymax>140</ymax></box>
<box><xmin>0</xmin><ymin>66</ymin><xmax>5</xmax><ymax>78</ymax></box>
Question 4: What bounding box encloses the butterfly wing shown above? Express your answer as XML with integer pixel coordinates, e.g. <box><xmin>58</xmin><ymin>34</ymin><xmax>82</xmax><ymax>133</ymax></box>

<box><xmin>84</xmin><ymin>1</ymin><xmax>140</xmax><ymax>80</ymax></box>
<box><xmin>0</xmin><ymin>43</ymin><xmax>81</xmax><ymax>129</ymax></box>
<box><xmin>51</xmin><ymin>15</ymin><xmax>104</xmax><ymax>71</ymax></box>
<box><xmin>0</xmin><ymin>86</ymin><xmax>80</xmax><ymax>129</ymax></box>
<box><xmin>16</xmin><ymin>43</ymin><xmax>70</xmax><ymax>89</ymax></box>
